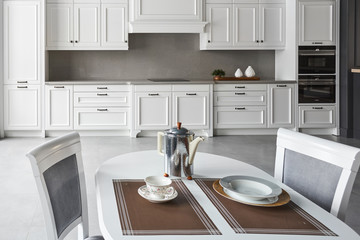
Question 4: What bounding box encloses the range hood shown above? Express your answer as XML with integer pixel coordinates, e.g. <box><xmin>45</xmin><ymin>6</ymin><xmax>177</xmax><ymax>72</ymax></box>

<box><xmin>129</xmin><ymin>0</ymin><xmax>207</xmax><ymax>33</ymax></box>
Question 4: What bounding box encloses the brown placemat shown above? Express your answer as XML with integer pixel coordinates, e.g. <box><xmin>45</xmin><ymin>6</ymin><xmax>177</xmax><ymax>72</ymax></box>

<box><xmin>195</xmin><ymin>179</ymin><xmax>337</xmax><ymax>236</ymax></box>
<box><xmin>113</xmin><ymin>179</ymin><xmax>221</xmax><ymax>236</ymax></box>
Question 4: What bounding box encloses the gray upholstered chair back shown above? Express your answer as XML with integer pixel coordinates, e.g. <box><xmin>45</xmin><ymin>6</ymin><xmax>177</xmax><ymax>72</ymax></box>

<box><xmin>275</xmin><ymin>128</ymin><xmax>360</xmax><ymax>221</ymax></box>
<box><xmin>27</xmin><ymin>132</ymin><xmax>89</xmax><ymax>240</ymax></box>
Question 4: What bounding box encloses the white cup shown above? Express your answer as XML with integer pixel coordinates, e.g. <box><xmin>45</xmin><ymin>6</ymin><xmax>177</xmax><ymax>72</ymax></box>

<box><xmin>143</xmin><ymin>176</ymin><xmax>175</xmax><ymax>199</ymax></box>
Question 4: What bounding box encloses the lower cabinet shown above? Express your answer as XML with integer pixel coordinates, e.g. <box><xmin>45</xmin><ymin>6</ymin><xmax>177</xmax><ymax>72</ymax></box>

<box><xmin>74</xmin><ymin>107</ymin><xmax>129</xmax><ymax>129</ymax></box>
<box><xmin>214</xmin><ymin>106</ymin><xmax>267</xmax><ymax>128</ymax></box>
<box><xmin>4</xmin><ymin>85</ymin><xmax>41</xmax><ymax>130</ymax></box>
<box><xmin>134</xmin><ymin>91</ymin><xmax>172</xmax><ymax>130</ymax></box>
<box><xmin>299</xmin><ymin>105</ymin><xmax>336</xmax><ymax>128</ymax></box>
<box><xmin>268</xmin><ymin>84</ymin><xmax>294</xmax><ymax>128</ymax></box>
<box><xmin>45</xmin><ymin>85</ymin><xmax>73</xmax><ymax>130</ymax></box>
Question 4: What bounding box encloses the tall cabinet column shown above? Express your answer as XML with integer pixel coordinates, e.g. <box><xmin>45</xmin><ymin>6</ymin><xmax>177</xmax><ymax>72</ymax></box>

<box><xmin>2</xmin><ymin>1</ymin><xmax>44</xmax><ymax>136</ymax></box>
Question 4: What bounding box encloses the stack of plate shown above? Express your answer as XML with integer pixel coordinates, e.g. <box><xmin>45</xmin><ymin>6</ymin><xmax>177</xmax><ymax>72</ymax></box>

<box><xmin>219</xmin><ymin>175</ymin><xmax>283</xmax><ymax>205</ymax></box>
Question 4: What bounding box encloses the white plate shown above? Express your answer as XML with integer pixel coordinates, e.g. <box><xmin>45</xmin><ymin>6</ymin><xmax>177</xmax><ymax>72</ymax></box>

<box><xmin>223</xmin><ymin>188</ymin><xmax>279</xmax><ymax>205</ymax></box>
<box><xmin>138</xmin><ymin>185</ymin><xmax>178</xmax><ymax>203</ymax></box>
<box><xmin>220</xmin><ymin>175</ymin><xmax>282</xmax><ymax>201</ymax></box>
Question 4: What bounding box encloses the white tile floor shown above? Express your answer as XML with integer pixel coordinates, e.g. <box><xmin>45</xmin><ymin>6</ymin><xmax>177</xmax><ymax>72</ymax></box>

<box><xmin>0</xmin><ymin>135</ymin><xmax>359</xmax><ymax>239</ymax></box>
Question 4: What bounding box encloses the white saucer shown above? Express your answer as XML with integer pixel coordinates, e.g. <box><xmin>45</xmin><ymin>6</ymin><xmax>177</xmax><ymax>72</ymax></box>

<box><xmin>223</xmin><ymin>188</ymin><xmax>279</xmax><ymax>205</ymax></box>
<box><xmin>138</xmin><ymin>185</ymin><xmax>178</xmax><ymax>203</ymax></box>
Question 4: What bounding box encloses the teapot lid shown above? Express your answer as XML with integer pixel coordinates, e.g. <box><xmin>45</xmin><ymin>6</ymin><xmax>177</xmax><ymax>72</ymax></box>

<box><xmin>166</xmin><ymin>122</ymin><xmax>192</xmax><ymax>136</ymax></box>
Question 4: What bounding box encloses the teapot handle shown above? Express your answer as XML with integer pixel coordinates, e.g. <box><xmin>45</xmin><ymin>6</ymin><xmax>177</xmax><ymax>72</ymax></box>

<box><xmin>157</xmin><ymin>132</ymin><xmax>164</xmax><ymax>156</ymax></box>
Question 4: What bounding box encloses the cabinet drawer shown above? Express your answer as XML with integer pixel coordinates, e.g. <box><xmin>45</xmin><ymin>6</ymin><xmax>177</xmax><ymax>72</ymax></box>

<box><xmin>214</xmin><ymin>84</ymin><xmax>266</xmax><ymax>91</ymax></box>
<box><xmin>74</xmin><ymin>85</ymin><xmax>130</xmax><ymax>92</ymax></box>
<box><xmin>214</xmin><ymin>91</ymin><xmax>266</xmax><ymax>106</ymax></box>
<box><xmin>74</xmin><ymin>92</ymin><xmax>130</xmax><ymax>107</ymax></box>
<box><xmin>74</xmin><ymin>107</ymin><xmax>129</xmax><ymax>130</ymax></box>
<box><xmin>172</xmin><ymin>84</ymin><xmax>210</xmax><ymax>92</ymax></box>
<box><xmin>214</xmin><ymin>106</ymin><xmax>267</xmax><ymax>128</ymax></box>
<box><xmin>299</xmin><ymin>105</ymin><xmax>336</xmax><ymax>128</ymax></box>
<box><xmin>135</xmin><ymin>85</ymin><xmax>172</xmax><ymax>92</ymax></box>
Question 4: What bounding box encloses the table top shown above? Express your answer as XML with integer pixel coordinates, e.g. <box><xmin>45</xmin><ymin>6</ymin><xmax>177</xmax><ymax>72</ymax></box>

<box><xmin>95</xmin><ymin>150</ymin><xmax>360</xmax><ymax>240</ymax></box>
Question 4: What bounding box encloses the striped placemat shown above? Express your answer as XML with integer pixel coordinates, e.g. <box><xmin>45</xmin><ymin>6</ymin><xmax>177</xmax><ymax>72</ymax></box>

<box><xmin>195</xmin><ymin>178</ymin><xmax>337</xmax><ymax>236</ymax></box>
<box><xmin>113</xmin><ymin>179</ymin><xmax>221</xmax><ymax>236</ymax></box>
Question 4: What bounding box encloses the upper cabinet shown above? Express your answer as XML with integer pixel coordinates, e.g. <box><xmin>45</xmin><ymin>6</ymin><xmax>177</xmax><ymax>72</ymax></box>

<box><xmin>129</xmin><ymin>0</ymin><xmax>207</xmax><ymax>33</ymax></box>
<box><xmin>46</xmin><ymin>0</ymin><xmax>128</xmax><ymax>50</ymax></box>
<box><xmin>200</xmin><ymin>0</ymin><xmax>285</xmax><ymax>50</ymax></box>
<box><xmin>3</xmin><ymin>1</ymin><xmax>41</xmax><ymax>84</ymax></box>
<box><xmin>298</xmin><ymin>0</ymin><xmax>336</xmax><ymax>45</ymax></box>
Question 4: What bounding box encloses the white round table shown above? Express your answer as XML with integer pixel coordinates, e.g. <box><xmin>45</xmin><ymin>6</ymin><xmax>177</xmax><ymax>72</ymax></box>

<box><xmin>95</xmin><ymin>150</ymin><xmax>360</xmax><ymax>240</ymax></box>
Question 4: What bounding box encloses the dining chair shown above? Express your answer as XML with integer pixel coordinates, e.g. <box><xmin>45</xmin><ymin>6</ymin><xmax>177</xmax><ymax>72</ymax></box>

<box><xmin>274</xmin><ymin>128</ymin><xmax>360</xmax><ymax>221</ymax></box>
<box><xmin>26</xmin><ymin>132</ymin><xmax>104</xmax><ymax>240</ymax></box>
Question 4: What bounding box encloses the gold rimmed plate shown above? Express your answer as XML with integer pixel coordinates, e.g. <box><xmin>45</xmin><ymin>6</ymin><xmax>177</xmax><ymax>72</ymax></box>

<box><xmin>213</xmin><ymin>180</ymin><xmax>291</xmax><ymax>207</ymax></box>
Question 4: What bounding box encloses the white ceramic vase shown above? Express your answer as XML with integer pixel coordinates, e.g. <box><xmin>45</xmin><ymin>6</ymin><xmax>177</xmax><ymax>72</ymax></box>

<box><xmin>234</xmin><ymin>68</ymin><xmax>243</xmax><ymax>77</ymax></box>
<box><xmin>245</xmin><ymin>66</ymin><xmax>255</xmax><ymax>77</ymax></box>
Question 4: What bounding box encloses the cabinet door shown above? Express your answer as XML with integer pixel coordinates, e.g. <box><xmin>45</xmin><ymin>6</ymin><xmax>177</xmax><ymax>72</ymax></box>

<box><xmin>74</xmin><ymin>4</ymin><xmax>100</xmax><ymax>46</ymax></box>
<box><xmin>101</xmin><ymin>4</ymin><xmax>128</xmax><ymax>48</ymax></box>
<box><xmin>4</xmin><ymin>85</ymin><xmax>41</xmax><ymax>130</ymax></box>
<box><xmin>173</xmin><ymin>92</ymin><xmax>209</xmax><ymax>129</ymax></box>
<box><xmin>3</xmin><ymin>1</ymin><xmax>41</xmax><ymax>84</ymax></box>
<box><xmin>299</xmin><ymin>105</ymin><xmax>336</xmax><ymax>128</ymax></box>
<box><xmin>45</xmin><ymin>85</ymin><xmax>73</xmax><ymax>130</ymax></box>
<box><xmin>298</xmin><ymin>1</ymin><xmax>336</xmax><ymax>45</ymax></box>
<box><xmin>234</xmin><ymin>4</ymin><xmax>259</xmax><ymax>47</ymax></box>
<box><xmin>214</xmin><ymin>91</ymin><xmax>267</xmax><ymax>106</ymax></box>
<box><xmin>205</xmin><ymin>4</ymin><xmax>233</xmax><ymax>48</ymax></box>
<box><xmin>135</xmin><ymin>92</ymin><xmax>171</xmax><ymax>130</ymax></box>
<box><xmin>268</xmin><ymin>84</ymin><xmax>294</xmax><ymax>128</ymax></box>
<box><xmin>47</xmin><ymin>4</ymin><xmax>74</xmax><ymax>47</ymax></box>
<box><xmin>259</xmin><ymin>3</ymin><xmax>285</xmax><ymax>47</ymax></box>
<box><xmin>214</xmin><ymin>106</ymin><xmax>267</xmax><ymax>128</ymax></box>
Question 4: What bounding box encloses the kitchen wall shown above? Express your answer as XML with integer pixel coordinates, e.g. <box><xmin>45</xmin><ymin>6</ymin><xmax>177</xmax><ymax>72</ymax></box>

<box><xmin>48</xmin><ymin>34</ymin><xmax>275</xmax><ymax>81</ymax></box>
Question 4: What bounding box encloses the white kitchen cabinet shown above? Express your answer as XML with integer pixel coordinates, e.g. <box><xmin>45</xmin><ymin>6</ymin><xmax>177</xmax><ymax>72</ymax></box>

<box><xmin>4</xmin><ymin>85</ymin><xmax>41</xmax><ymax>130</ymax></box>
<box><xmin>45</xmin><ymin>85</ymin><xmax>73</xmax><ymax>130</ymax></box>
<box><xmin>268</xmin><ymin>84</ymin><xmax>294</xmax><ymax>128</ymax></box>
<box><xmin>299</xmin><ymin>105</ymin><xmax>335</xmax><ymax>128</ymax></box>
<box><xmin>3</xmin><ymin>1</ymin><xmax>41</xmax><ymax>84</ymax></box>
<box><xmin>214</xmin><ymin>106</ymin><xmax>267</xmax><ymax>128</ymax></box>
<box><xmin>298</xmin><ymin>0</ymin><xmax>336</xmax><ymax>45</ymax></box>
<box><xmin>201</xmin><ymin>0</ymin><xmax>285</xmax><ymax>49</ymax></box>
<box><xmin>47</xmin><ymin>3</ymin><xmax>100</xmax><ymax>48</ymax></box>
<box><xmin>204</xmin><ymin>4</ymin><xmax>233</xmax><ymax>48</ymax></box>
<box><xmin>214</xmin><ymin>91</ymin><xmax>266</xmax><ymax>106</ymax></box>
<box><xmin>173</xmin><ymin>91</ymin><xmax>209</xmax><ymax>129</ymax></box>
<box><xmin>135</xmin><ymin>92</ymin><xmax>172</xmax><ymax>130</ymax></box>
<box><xmin>101</xmin><ymin>4</ymin><xmax>128</xmax><ymax>48</ymax></box>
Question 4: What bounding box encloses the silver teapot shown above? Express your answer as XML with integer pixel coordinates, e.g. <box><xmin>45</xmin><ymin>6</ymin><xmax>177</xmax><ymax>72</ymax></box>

<box><xmin>157</xmin><ymin>122</ymin><xmax>204</xmax><ymax>178</ymax></box>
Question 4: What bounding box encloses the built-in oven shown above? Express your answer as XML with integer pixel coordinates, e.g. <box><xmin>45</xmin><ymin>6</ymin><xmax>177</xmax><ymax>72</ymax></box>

<box><xmin>298</xmin><ymin>46</ymin><xmax>336</xmax><ymax>74</ymax></box>
<box><xmin>298</xmin><ymin>75</ymin><xmax>336</xmax><ymax>103</ymax></box>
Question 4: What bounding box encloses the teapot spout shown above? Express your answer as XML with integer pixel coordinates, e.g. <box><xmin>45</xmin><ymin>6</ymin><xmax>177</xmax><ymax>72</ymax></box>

<box><xmin>189</xmin><ymin>136</ymin><xmax>204</xmax><ymax>165</ymax></box>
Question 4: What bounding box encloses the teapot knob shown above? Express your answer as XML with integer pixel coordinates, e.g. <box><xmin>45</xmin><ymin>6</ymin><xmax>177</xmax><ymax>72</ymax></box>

<box><xmin>177</xmin><ymin>122</ymin><xmax>182</xmax><ymax>129</ymax></box>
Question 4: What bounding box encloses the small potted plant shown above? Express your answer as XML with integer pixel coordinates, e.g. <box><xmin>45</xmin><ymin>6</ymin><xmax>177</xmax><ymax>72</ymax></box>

<box><xmin>212</xmin><ymin>69</ymin><xmax>225</xmax><ymax>80</ymax></box>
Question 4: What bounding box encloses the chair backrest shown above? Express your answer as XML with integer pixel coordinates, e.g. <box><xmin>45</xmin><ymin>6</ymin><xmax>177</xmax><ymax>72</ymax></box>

<box><xmin>274</xmin><ymin>128</ymin><xmax>360</xmax><ymax>221</ymax></box>
<box><xmin>27</xmin><ymin>132</ymin><xmax>89</xmax><ymax>240</ymax></box>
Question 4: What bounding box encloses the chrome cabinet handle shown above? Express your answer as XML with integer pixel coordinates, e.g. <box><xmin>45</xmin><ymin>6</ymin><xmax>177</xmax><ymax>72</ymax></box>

<box><xmin>235</xmin><ymin>86</ymin><xmax>245</xmax><ymax>89</ymax></box>
<box><xmin>235</xmin><ymin>92</ymin><xmax>245</xmax><ymax>95</ymax></box>
<box><xmin>17</xmin><ymin>86</ymin><xmax>28</xmax><ymax>88</ymax></box>
<box><xmin>97</xmin><ymin>93</ymin><xmax>108</xmax><ymax>96</ymax></box>
<box><xmin>54</xmin><ymin>86</ymin><xmax>64</xmax><ymax>88</ymax></box>
<box><xmin>17</xmin><ymin>81</ymin><xmax>28</xmax><ymax>84</ymax></box>
<box><xmin>148</xmin><ymin>93</ymin><xmax>159</xmax><ymax>96</ymax></box>
<box><xmin>97</xmin><ymin>87</ymin><xmax>108</xmax><ymax>89</ymax></box>
<box><xmin>186</xmin><ymin>93</ymin><xmax>197</xmax><ymax>96</ymax></box>
<box><xmin>312</xmin><ymin>42</ymin><xmax>323</xmax><ymax>44</ymax></box>
<box><xmin>235</xmin><ymin>107</ymin><xmax>246</xmax><ymax>110</ymax></box>
<box><xmin>97</xmin><ymin>108</ymin><xmax>108</xmax><ymax>111</ymax></box>
<box><xmin>312</xmin><ymin>107</ymin><xmax>323</xmax><ymax>110</ymax></box>
<box><xmin>276</xmin><ymin>84</ymin><xmax>287</xmax><ymax>87</ymax></box>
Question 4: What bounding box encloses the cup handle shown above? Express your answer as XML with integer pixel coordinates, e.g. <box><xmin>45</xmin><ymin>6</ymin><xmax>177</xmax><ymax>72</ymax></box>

<box><xmin>164</xmin><ymin>186</ymin><xmax>175</xmax><ymax>199</ymax></box>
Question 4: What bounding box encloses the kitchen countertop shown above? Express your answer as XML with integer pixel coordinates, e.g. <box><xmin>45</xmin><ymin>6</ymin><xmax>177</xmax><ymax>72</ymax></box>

<box><xmin>45</xmin><ymin>79</ymin><xmax>297</xmax><ymax>85</ymax></box>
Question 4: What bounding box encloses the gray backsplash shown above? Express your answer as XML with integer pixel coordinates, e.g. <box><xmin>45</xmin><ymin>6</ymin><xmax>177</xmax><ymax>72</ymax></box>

<box><xmin>48</xmin><ymin>34</ymin><xmax>275</xmax><ymax>81</ymax></box>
